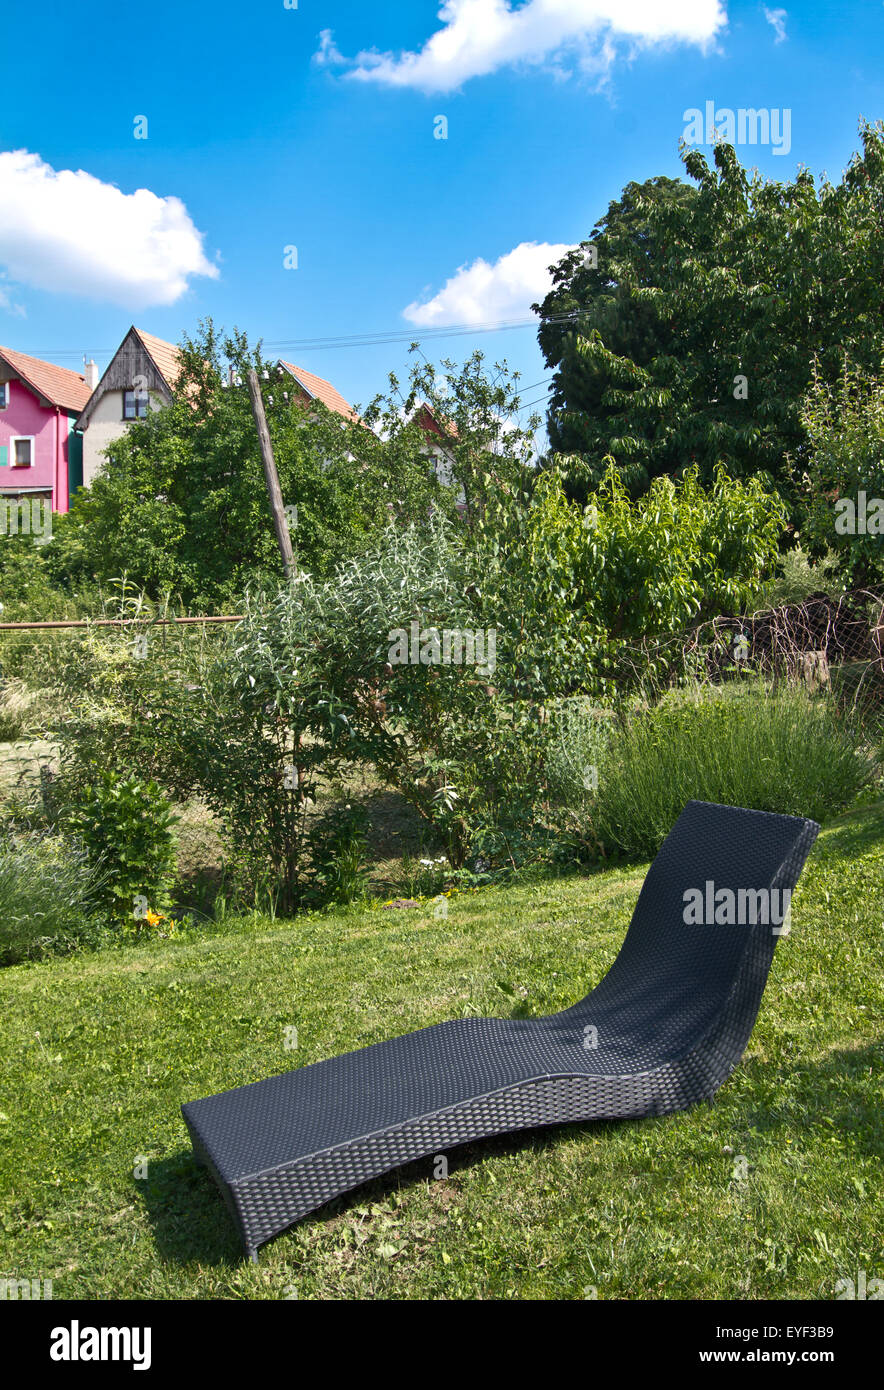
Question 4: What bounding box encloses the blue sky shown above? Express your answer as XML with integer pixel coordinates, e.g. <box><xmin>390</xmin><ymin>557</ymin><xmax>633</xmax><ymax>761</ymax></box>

<box><xmin>1</xmin><ymin>1</ymin><xmax>883</xmax><ymax>422</ymax></box>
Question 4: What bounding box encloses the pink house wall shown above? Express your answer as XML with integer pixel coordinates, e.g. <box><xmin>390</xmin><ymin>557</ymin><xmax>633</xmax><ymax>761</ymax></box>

<box><xmin>0</xmin><ymin>378</ymin><xmax>71</xmax><ymax>511</ymax></box>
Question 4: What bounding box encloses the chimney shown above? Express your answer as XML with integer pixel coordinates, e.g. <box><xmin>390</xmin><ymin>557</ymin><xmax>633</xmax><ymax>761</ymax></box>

<box><xmin>83</xmin><ymin>359</ymin><xmax>99</xmax><ymax>390</ymax></box>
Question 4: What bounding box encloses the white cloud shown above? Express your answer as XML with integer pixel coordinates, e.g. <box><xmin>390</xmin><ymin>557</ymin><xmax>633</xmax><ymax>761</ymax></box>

<box><xmin>314</xmin><ymin>28</ymin><xmax>346</xmax><ymax>67</ymax></box>
<box><xmin>0</xmin><ymin>149</ymin><xmax>219</xmax><ymax>309</ymax></box>
<box><xmin>327</xmin><ymin>0</ymin><xmax>727</xmax><ymax>93</ymax></box>
<box><xmin>403</xmin><ymin>240</ymin><xmax>574</xmax><ymax>327</ymax></box>
<box><xmin>763</xmin><ymin>6</ymin><xmax>787</xmax><ymax>43</ymax></box>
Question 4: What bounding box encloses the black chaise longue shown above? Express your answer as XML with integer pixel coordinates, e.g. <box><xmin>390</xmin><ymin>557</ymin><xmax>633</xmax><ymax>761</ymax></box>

<box><xmin>182</xmin><ymin>801</ymin><xmax>819</xmax><ymax>1259</ymax></box>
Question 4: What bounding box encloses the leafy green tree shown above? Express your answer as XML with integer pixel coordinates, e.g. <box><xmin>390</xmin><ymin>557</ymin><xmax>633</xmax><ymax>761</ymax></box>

<box><xmin>536</xmin><ymin>175</ymin><xmax>696</xmax><ymax>497</ymax></box>
<box><xmin>367</xmin><ymin>348</ymin><xmax>542</xmax><ymax>520</ymax></box>
<box><xmin>796</xmin><ymin>360</ymin><xmax>884</xmax><ymax>588</ymax></box>
<box><xmin>54</xmin><ymin>327</ymin><xmax>538</xmax><ymax>612</ymax></box>
<box><xmin>54</xmin><ymin>323</ymin><xmax>443</xmax><ymax>610</ymax></box>
<box><xmin>536</xmin><ymin>122</ymin><xmax>884</xmax><ymax>509</ymax></box>
<box><xmin>468</xmin><ymin>462</ymin><xmax>787</xmax><ymax>700</ymax></box>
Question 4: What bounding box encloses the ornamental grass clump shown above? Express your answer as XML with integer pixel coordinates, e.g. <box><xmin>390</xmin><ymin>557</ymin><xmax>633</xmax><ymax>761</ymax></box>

<box><xmin>0</xmin><ymin>834</ymin><xmax>104</xmax><ymax>965</ymax></box>
<box><xmin>591</xmin><ymin>683</ymin><xmax>874</xmax><ymax>860</ymax></box>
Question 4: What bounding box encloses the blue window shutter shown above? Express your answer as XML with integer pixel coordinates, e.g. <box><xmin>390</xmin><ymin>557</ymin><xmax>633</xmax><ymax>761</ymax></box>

<box><xmin>0</xmin><ymin>445</ymin><xmax>7</xmax><ymax>467</ymax></box>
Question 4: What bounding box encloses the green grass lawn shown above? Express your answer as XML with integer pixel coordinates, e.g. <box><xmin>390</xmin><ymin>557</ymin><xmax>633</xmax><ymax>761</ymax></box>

<box><xmin>2</xmin><ymin>805</ymin><xmax>882</xmax><ymax>1300</ymax></box>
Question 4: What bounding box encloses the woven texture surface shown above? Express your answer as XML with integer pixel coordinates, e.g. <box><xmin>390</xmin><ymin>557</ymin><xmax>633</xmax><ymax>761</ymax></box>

<box><xmin>182</xmin><ymin>800</ymin><xmax>819</xmax><ymax>1258</ymax></box>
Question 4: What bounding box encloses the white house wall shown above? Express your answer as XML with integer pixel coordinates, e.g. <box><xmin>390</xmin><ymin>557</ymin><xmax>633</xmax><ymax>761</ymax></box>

<box><xmin>82</xmin><ymin>389</ymin><xmax>165</xmax><ymax>487</ymax></box>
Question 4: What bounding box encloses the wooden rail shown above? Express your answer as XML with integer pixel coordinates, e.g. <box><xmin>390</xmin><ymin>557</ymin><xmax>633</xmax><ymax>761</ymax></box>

<box><xmin>0</xmin><ymin>615</ymin><xmax>244</xmax><ymax>631</ymax></box>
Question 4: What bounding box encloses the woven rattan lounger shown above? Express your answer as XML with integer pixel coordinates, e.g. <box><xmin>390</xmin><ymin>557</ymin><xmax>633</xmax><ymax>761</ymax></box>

<box><xmin>182</xmin><ymin>800</ymin><xmax>818</xmax><ymax>1259</ymax></box>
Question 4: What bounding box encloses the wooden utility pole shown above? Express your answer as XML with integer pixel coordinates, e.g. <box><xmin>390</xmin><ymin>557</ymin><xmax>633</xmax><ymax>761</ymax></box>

<box><xmin>247</xmin><ymin>368</ymin><xmax>295</xmax><ymax>580</ymax></box>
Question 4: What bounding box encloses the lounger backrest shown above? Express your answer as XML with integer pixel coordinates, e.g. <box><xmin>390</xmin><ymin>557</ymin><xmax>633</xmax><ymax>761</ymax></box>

<box><xmin>572</xmin><ymin>801</ymin><xmax>819</xmax><ymax>1061</ymax></box>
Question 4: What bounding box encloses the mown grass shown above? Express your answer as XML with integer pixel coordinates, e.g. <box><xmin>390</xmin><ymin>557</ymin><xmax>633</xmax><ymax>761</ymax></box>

<box><xmin>1</xmin><ymin>805</ymin><xmax>882</xmax><ymax>1300</ymax></box>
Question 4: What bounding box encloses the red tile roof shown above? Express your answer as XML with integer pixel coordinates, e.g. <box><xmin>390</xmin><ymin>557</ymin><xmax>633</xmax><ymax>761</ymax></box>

<box><xmin>280</xmin><ymin>361</ymin><xmax>359</xmax><ymax>422</ymax></box>
<box><xmin>134</xmin><ymin>328</ymin><xmax>182</xmax><ymax>388</ymax></box>
<box><xmin>416</xmin><ymin>401</ymin><xmax>459</xmax><ymax>442</ymax></box>
<box><xmin>0</xmin><ymin>345</ymin><xmax>92</xmax><ymax>413</ymax></box>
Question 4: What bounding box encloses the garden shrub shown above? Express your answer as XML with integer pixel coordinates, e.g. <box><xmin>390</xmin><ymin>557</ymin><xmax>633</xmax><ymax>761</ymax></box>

<box><xmin>798</xmin><ymin>359</ymin><xmax>884</xmax><ymax>589</ymax></box>
<box><xmin>67</xmin><ymin>771</ymin><xmax>178</xmax><ymax>931</ymax></box>
<box><xmin>48</xmin><ymin>617</ymin><xmax>332</xmax><ymax>915</ymax></box>
<box><xmin>222</xmin><ymin>518</ymin><xmax>543</xmax><ymax>882</ymax></box>
<box><xmin>305</xmin><ymin>802</ymin><xmax>371</xmax><ymax>907</ymax></box>
<box><xmin>467</xmin><ymin>462</ymin><xmax>787</xmax><ymax>702</ymax></box>
<box><xmin>544</xmin><ymin>698</ymin><xmax>613</xmax><ymax>808</ymax></box>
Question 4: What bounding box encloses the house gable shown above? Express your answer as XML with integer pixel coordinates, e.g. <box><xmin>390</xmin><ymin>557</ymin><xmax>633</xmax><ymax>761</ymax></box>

<box><xmin>75</xmin><ymin>327</ymin><xmax>182</xmax><ymax>489</ymax></box>
<box><xmin>0</xmin><ymin>345</ymin><xmax>91</xmax><ymax>414</ymax></box>
<box><xmin>75</xmin><ymin>327</ymin><xmax>178</xmax><ymax>431</ymax></box>
<box><xmin>0</xmin><ymin>348</ymin><xmax>90</xmax><ymax>512</ymax></box>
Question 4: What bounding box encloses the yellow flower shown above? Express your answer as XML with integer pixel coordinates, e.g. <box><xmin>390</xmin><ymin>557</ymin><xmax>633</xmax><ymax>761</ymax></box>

<box><xmin>145</xmin><ymin>909</ymin><xmax>163</xmax><ymax>927</ymax></box>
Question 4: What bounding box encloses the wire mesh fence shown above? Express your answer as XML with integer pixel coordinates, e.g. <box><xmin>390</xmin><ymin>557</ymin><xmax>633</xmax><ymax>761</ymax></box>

<box><xmin>613</xmin><ymin>588</ymin><xmax>884</xmax><ymax>708</ymax></box>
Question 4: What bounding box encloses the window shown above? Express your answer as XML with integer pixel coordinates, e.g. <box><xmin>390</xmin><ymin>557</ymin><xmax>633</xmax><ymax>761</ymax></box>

<box><xmin>11</xmin><ymin>437</ymin><xmax>33</xmax><ymax>467</ymax></box>
<box><xmin>123</xmin><ymin>388</ymin><xmax>149</xmax><ymax>420</ymax></box>
<box><xmin>0</xmin><ymin>383</ymin><xmax>8</xmax><ymax>409</ymax></box>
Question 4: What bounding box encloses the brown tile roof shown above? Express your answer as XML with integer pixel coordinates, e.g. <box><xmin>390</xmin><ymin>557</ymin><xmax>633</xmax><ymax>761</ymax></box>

<box><xmin>134</xmin><ymin>328</ymin><xmax>182</xmax><ymax>388</ymax></box>
<box><xmin>416</xmin><ymin>401</ymin><xmax>459</xmax><ymax>442</ymax></box>
<box><xmin>280</xmin><ymin>361</ymin><xmax>359</xmax><ymax>422</ymax></box>
<box><xmin>0</xmin><ymin>345</ymin><xmax>92</xmax><ymax>413</ymax></box>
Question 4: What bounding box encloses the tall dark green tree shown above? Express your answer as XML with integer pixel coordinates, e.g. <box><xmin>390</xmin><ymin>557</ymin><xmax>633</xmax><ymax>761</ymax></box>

<box><xmin>536</xmin><ymin>175</ymin><xmax>696</xmax><ymax>497</ymax></box>
<box><xmin>535</xmin><ymin>122</ymin><xmax>884</xmax><ymax>509</ymax></box>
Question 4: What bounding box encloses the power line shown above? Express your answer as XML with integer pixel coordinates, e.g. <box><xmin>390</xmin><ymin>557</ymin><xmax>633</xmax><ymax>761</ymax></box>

<box><xmin>516</xmin><ymin>384</ymin><xmax>556</xmax><ymax>414</ymax></box>
<box><xmin>256</xmin><ymin>311</ymin><xmax>583</xmax><ymax>353</ymax></box>
<box><xmin>266</xmin><ymin>316</ymin><xmax>544</xmax><ymax>349</ymax></box>
<box><xmin>17</xmin><ymin>311</ymin><xmax>589</xmax><ymax>363</ymax></box>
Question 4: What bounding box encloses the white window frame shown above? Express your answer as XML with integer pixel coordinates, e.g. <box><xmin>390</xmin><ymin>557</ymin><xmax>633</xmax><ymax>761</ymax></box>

<box><xmin>10</xmin><ymin>435</ymin><xmax>35</xmax><ymax>467</ymax></box>
<box><xmin>0</xmin><ymin>382</ymin><xmax>9</xmax><ymax>410</ymax></box>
